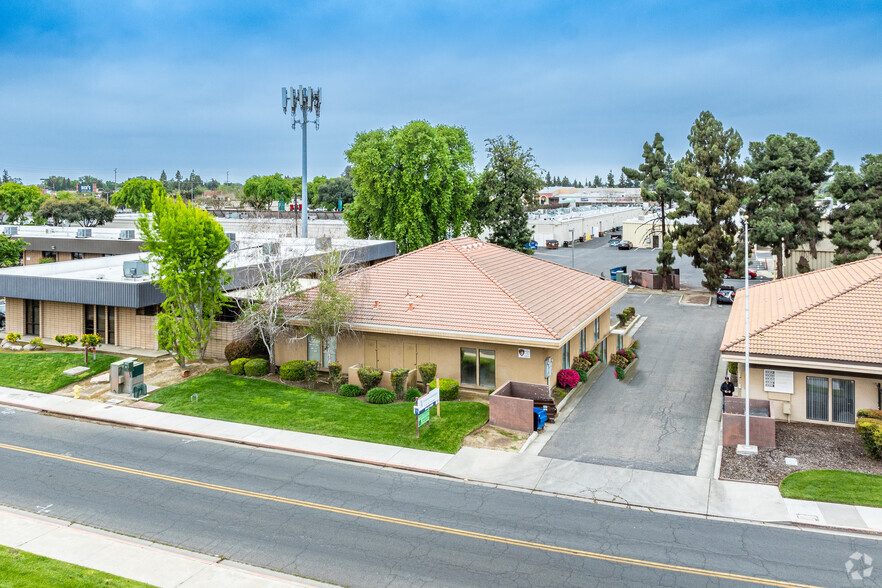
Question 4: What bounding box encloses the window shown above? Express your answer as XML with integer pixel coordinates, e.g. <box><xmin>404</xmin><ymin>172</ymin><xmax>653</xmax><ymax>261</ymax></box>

<box><xmin>460</xmin><ymin>347</ymin><xmax>495</xmax><ymax>388</ymax></box>
<box><xmin>593</xmin><ymin>317</ymin><xmax>600</xmax><ymax>342</ymax></box>
<box><xmin>832</xmin><ymin>379</ymin><xmax>855</xmax><ymax>424</ymax></box>
<box><xmin>72</xmin><ymin>252</ymin><xmax>84</xmax><ymax>260</ymax></box>
<box><xmin>579</xmin><ymin>329</ymin><xmax>587</xmax><ymax>354</ymax></box>
<box><xmin>597</xmin><ymin>339</ymin><xmax>607</xmax><ymax>364</ymax></box>
<box><xmin>42</xmin><ymin>251</ymin><xmax>56</xmax><ymax>260</ymax></box>
<box><xmin>562</xmin><ymin>341</ymin><xmax>570</xmax><ymax>370</ymax></box>
<box><xmin>216</xmin><ymin>303</ymin><xmax>239</xmax><ymax>323</ymax></box>
<box><xmin>136</xmin><ymin>304</ymin><xmax>161</xmax><ymax>316</ymax></box>
<box><xmin>84</xmin><ymin>305</ymin><xmax>115</xmax><ymax>345</ymax></box>
<box><xmin>25</xmin><ymin>300</ymin><xmax>40</xmax><ymax>336</ymax></box>
<box><xmin>616</xmin><ymin>334</ymin><xmax>623</xmax><ymax>351</ymax></box>
<box><xmin>307</xmin><ymin>335</ymin><xmax>336</xmax><ymax>368</ymax></box>
<box><xmin>806</xmin><ymin>377</ymin><xmax>829</xmax><ymax>421</ymax></box>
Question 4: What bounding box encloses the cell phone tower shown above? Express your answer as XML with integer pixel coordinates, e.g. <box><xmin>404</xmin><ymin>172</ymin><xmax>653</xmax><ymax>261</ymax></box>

<box><xmin>282</xmin><ymin>85</ymin><xmax>321</xmax><ymax>238</ymax></box>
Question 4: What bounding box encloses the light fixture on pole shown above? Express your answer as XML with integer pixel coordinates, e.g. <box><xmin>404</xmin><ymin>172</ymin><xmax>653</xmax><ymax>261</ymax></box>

<box><xmin>282</xmin><ymin>85</ymin><xmax>322</xmax><ymax>238</ymax></box>
<box><xmin>737</xmin><ymin>215</ymin><xmax>757</xmax><ymax>456</ymax></box>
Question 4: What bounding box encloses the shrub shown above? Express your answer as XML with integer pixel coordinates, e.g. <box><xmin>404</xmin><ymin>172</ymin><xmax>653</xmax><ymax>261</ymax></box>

<box><xmin>629</xmin><ymin>339</ymin><xmax>640</xmax><ymax>351</ymax></box>
<box><xmin>231</xmin><ymin>357</ymin><xmax>250</xmax><ymax>375</ymax></box>
<box><xmin>338</xmin><ymin>383</ymin><xmax>364</xmax><ymax>397</ymax></box>
<box><xmin>30</xmin><ymin>337</ymin><xmax>44</xmax><ymax>349</ymax></box>
<box><xmin>433</xmin><ymin>378</ymin><xmax>460</xmax><ymax>401</ymax></box>
<box><xmin>572</xmin><ymin>354</ymin><xmax>597</xmax><ymax>372</ymax></box>
<box><xmin>366</xmin><ymin>387</ymin><xmax>395</xmax><ymax>404</ymax></box>
<box><xmin>612</xmin><ymin>348</ymin><xmax>636</xmax><ymax>369</ymax></box>
<box><xmin>328</xmin><ymin>361</ymin><xmax>343</xmax><ymax>390</ymax></box>
<box><xmin>224</xmin><ymin>337</ymin><xmax>268</xmax><ymax>363</ymax></box>
<box><xmin>5</xmin><ymin>333</ymin><xmax>21</xmax><ymax>344</ymax></box>
<box><xmin>54</xmin><ymin>334</ymin><xmax>79</xmax><ymax>347</ymax></box>
<box><xmin>38</xmin><ymin>257</ymin><xmax>55</xmax><ymax>264</ymax></box>
<box><xmin>857</xmin><ymin>409</ymin><xmax>882</xmax><ymax>420</ymax></box>
<box><xmin>556</xmin><ymin>369</ymin><xmax>580</xmax><ymax>389</ymax></box>
<box><xmin>856</xmin><ymin>418</ymin><xmax>882</xmax><ymax>459</ymax></box>
<box><xmin>357</xmin><ymin>366</ymin><xmax>382</xmax><ymax>391</ymax></box>
<box><xmin>244</xmin><ymin>358</ymin><xmax>269</xmax><ymax>377</ymax></box>
<box><xmin>390</xmin><ymin>368</ymin><xmax>409</xmax><ymax>400</ymax></box>
<box><xmin>279</xmin><ymin>360</ymin><xmax>307</xmax><ymax>381</ymax></box>
<box><xmin>727</xmin><ymin>361</ymin><xmax>739</xmax><ymax>375</ymax></box>
<box><xmin>615</xmin><ymin>312</ymin><xmax>628</xmax><ymax>325</ymax></box>
<box><xmin>405</xmin><ymin>387</ymin><xmax>422</xmax><ymax>402</ymax></box>
<box><xmin>574</xmin><ymin>369</ymin><xmax>588</xmax><ymax>383</ymax></box>
<box><xmin>304</xmin><ymin>360</ymin><xmax>319</xmax><ymax>384</ymax></box>
<box><xmin>418</xmin><ymin>362</ymin><xmax>437</xmax><ymax>384</ymax></box>
<box><xmin>81</xmin><ymin>333</ymin><xmax>102</xmax><ymax>349</ymax></box>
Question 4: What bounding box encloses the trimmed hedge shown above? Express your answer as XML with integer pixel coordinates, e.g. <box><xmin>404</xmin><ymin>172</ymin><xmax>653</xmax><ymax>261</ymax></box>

<box><xmin>280</xmin><ymin>360</ymin><xmax>307</xmax><ymax>381</ymax></box>
<box><xmin>338</xmin><ymin>383</ymin><xmax>364</xmax><ymax>397</ymax></box>
<box><xmin>328</xmin><ymin>362</ymin><xmax>343</xmax><ymax>389</ymax></box>
<box><xmin>244</xmin><ymin>358</ymin><xmax>269</xmax><ymax>377</ymax></box>
<box><xmin>435</xmin><ymin>378</ymin><xmax>459</xmax><ymax>401</ymax></box>
<box><xmin>366</xmin><ymin>387</ymin><xmax>396</xmax><ymax>404</ymax></box>
<box><xmin>856</xmin><ymin>417</ymin><xmax>882</xmax><ymax>459</ymax></box>
<box><xmin>231</xmin><ymin>357</ymin><xmax>250</xmax><ymax>375</ymax></box>
<box><xmin>405</xmin><ymin>387</ymin><xmax>422</xmax><ymax>401</ymax></box>
<box><xmin>357</xmin><ymin>366</ymin><xmax>382</xmax><ymax>391</ymax></box>
<box><xmin>418</xmin><ymin>362</ymin><xmax>437</xmax><ymax>384</ymax></box>
<box><xmin>857</xmin><ymin>409</ymin><xmax>882</xmax><ymax>421</ymax></box>
<box><xmin>224</xmin><ymin>338</ymin><xmax>267</xmax><ymax>364</ymax></box>
<box><xmin>304</xmin><ymin>360</ymin><xmax>319</xmax><ymax>383</ymax></box>
<box><xmin>390</xmin><ymin>368</ymin><xmax>409</xmax><ymax>400</ymax></box>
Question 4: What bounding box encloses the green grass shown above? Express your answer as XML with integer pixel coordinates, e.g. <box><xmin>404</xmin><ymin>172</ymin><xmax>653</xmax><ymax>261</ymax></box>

<box><xmin>779</xmin><ymin>469</ymin><xmax>882</xmax><ymax>508</ymax></box>
<box><xmin>148</xmin><ymin>370</ymin><xmax>489</xmax><ymax>454</ymax></box>
<box><xmin>0</xmin><ymin>545</ymin><xmax>152</xmax><ymax>587</ymax></box>
<box><xmin>0</xmin><ymin>352</ymin><xmax>119</xmax><ymax>393</ymax></box>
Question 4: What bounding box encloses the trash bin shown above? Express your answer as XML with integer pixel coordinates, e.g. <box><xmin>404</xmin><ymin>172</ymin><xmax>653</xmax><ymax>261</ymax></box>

<box><xmin>533</xmin><ymin>407</ymin><xmax>548</xmax><ymax>431</ymax></box>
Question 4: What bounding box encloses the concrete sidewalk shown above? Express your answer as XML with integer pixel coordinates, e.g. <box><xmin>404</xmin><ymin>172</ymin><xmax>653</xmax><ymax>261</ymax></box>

<box><xmin>0</xmin><ymin>506</ymin><xmax>327</xmax><ymax>587</ymax></box>
<box><xmin>2</xmin><ymin>386</ymin><xmax>881</xmax><ymax>539</ymax></box>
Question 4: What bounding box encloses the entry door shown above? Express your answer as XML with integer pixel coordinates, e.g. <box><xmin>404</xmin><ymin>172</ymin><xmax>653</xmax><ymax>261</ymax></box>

<box><xmin>376</xmin><ymin>340</ymin><xmax>390</xmax><ymax>371</ymax></box>
<box><xmin>364</xmin><ymin>339</ymin><xmax>377</xmax><ymax>368</ymax></box>
<box><xmin>652</xmin><ymin>234</ymin><xmax>660</xmax><ymax>248</ymax></box>
<box><xmin>403</xmin><ymin>343</ymin><xmax>429</xmax><ymax>370</ymax></box>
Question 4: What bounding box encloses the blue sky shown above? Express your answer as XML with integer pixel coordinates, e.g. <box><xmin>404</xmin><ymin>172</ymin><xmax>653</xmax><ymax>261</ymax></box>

<box><xmin>2</xmin><ymin>1</ymin><xmax>881</xmax><ymax>185</ymax></box>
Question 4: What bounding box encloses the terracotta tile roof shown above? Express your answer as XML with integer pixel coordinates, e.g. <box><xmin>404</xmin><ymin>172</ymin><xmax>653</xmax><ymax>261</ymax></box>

<box><xmin>720</xmin><ymin>255</ymin><xmax>882</xmax><ymax>365</ymax></box>
<box><xmin>283</xmin><ymin>237</ymin><xmax>627</xmax><ymax>343</ymax></box>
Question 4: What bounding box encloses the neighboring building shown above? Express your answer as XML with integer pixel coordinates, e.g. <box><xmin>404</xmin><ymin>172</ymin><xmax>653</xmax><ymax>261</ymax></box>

<box><xmin>1</xmin><ymin>225</ymin><xmax>142</xmax><ymax>265</ymax></box>
<box><xmin>277</xmin><ymin>237</ymin><xmax>628</xmax><ymax>390</ymax></box>
<box><xmin>621</xmin><ymin>215</ymin><xmax>662</xmax><ymax>248</ymax></box>
<box><xmin>776</xmin><ymin>220</ymin><xmax>881</xmax><ymax>278</ymax></box>
<box><xmin>528</xmin><ymin>206</ymin><xmax>642</xmax><ymax>246</ymax></box>
<box><xmin>719</xmin><ymin>256</ymin><xmax>882</xmax><ymax>426</ymax></box>
<box><xmin>0</xmin><ymin>237</ymin><xmax>395</xmax><ymax>358</ymax></box>
<box><xmin>539</xmin><ymin>187</ymin><xmax>642</xmax><ymax>207</ymax></box>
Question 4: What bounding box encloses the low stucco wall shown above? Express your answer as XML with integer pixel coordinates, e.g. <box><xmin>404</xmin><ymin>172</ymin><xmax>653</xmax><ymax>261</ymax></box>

<box><xmin>489</xmin><ymin>381</ymin><xmax>551</xmax><ymax>432</ymax></box>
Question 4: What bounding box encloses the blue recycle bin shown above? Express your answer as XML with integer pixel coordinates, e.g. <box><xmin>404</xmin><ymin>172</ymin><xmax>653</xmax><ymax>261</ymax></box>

<box><xmin>610</xmin><ymin>265</ymin><xmax>627</xmax><ymax>280</ymax></box>
<box><xmin>533</xmin><ymin>407</ymin><xmax>548</xmax><ymax>431</ymax></box>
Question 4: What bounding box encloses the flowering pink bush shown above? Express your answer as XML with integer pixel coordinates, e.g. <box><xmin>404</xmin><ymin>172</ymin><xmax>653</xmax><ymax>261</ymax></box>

<box><xmin>556</xmin><ymin>369</ymin><xmax>580</xmax><ymax>389</ymax></box>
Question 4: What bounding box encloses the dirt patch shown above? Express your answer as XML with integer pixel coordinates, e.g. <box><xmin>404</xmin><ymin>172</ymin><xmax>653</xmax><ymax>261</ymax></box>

<box><xmin>680</xmin><ymin>293</ymin><xmax>711</xmax><ymax>305</ymax></box>
<box><xmin>720</xmin><ymin>422</ymin><xmax>882</xmax><ymax>484</ymax></box>
<box><xmin>463</xmin><ymin>424</ymin><xmax>528</xmax><ymax>452</ymax></box>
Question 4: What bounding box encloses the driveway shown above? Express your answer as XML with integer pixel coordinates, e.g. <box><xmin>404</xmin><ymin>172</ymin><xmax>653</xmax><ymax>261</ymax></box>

<box><xmin>539</xmin><ymin>292</ymin><xmax>731</xmax><ymax>475</ymax></box>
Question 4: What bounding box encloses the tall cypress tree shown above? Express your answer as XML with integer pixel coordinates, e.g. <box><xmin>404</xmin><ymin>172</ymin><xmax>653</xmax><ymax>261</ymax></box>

<box><xmin>828</xmin><ymin>154</ymin><xmax>882</xmax><ymax>264</ymax></box>
<box><xmin>476</xmin><ymin>135</ymin><xmax>542</xmax><ymax>254</ymax></box>
<box><xmin>671</xmin><ymin>111</ymin><xmax>746</xmax><ymax>291</ymax></box>
<box><xmin>744</xmin><ymin>133</ymin><xmax>834</xmax><ymax>278</ymax></box>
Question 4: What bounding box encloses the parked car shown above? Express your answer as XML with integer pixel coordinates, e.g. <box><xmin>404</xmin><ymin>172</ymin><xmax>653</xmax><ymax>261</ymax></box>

<box><xmin>545</xmin><ymin>239</ymin><xmax>559</xmax><ymax>250</ymax></box>
<box><xmin>725</xmin><ymin>268</ymin><xmax>757</xmax><ymax>279</ymax></box>
<box><xmin>617</xmin><ymin>240</ymin><xmax>633</xmax><ymax>250</ymax></box>
<box><xmin>716</xmin><ymin>285</ymin><xmax>736</xmax><ymax>304</ymax></box>
<box><xmin>0</xmin><ymin>300</ymin><xmax>5</xmax><ymax>330</ymax></box>
<box><xmin>608</xmin><ymin>238</ymin><xmax>622</xmax><ymax>247</ymax></box>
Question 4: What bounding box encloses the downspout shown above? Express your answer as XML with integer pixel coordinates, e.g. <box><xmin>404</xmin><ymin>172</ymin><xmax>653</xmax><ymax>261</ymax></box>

<box><xmin>877</xmin><ymin>382</ymin><xmax>881</xmax><ymax>410</ymax></box>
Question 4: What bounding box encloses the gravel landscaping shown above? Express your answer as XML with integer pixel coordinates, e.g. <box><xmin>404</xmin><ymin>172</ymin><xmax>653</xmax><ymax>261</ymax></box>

<box><xmin>720</xmin><ymin>422</ymin><xmax>882</xmax><ymax>484</ymax></box>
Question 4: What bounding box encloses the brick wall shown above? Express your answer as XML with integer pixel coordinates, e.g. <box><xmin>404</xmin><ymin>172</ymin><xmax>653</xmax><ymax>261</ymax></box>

<box><xmin>115</xmin><ymin>307</ymin><xmax>159</xmax><ymax>350</ymax></box>
<box><xmin>4</xmin><ymin>298</ymin><xmax>24</xmax><ymax>333</ymax></box>
<box><xmin>40</xmin><ymin>301</ymin><xmax>84</xmax><ymax>340</ymax></box>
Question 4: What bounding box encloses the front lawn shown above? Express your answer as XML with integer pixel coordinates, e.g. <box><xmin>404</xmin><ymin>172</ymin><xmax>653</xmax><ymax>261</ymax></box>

<box><xmin>780</xmin><ymin>470</ymin><xmax>882</xmax><ymax>508</ymax></box>
<box><xmin>0</xmin><ymin>352</ymin><xmax>119</xmax><ymax>393</ymax></box>
<box><xmin>147</xmin><ymin>370</ymin><xmax>488</xmax><ymax>454</ymax></box>
<box><xmin>0</xmin><ymin>545</ymin><xmax>151</xmax><ymax>587</ymax></box>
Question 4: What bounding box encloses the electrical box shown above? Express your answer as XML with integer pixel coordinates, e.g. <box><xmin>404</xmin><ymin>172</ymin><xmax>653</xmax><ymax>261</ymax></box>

<box><xmin>118</xmin><ymin>230</ymin><xmax>135</xmax><ymax>240</ymax></box>
<box><xmin>109</xmin><ymin>356</ymin><xmax>146</xmax><ymax>397</ymax></box>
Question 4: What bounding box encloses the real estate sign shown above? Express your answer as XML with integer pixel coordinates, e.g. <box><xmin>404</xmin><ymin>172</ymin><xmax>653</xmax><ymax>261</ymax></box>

<box><xmin>414</xmin><ymin>386</ymin><xmax>440</xmax><ymax>413</ymax></box>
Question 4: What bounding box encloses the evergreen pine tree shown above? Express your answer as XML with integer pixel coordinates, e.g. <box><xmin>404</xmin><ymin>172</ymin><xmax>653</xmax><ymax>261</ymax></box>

<box><xmin>828</xmin><ymin>154</ymin><xmax>882</xmax><ymax>264</ymax></box>
<box><xmin>159</xmin><ymin>169</ymin><xmax>168</xmax><ymax>189</ymax></box>
<box><xmin>606</xmin><ymin>171</ymin><xmax>615</xmax><ymax>187</ymax></box>
<box><xmin>593</xmin><ymin>175</ymin><xmax>602</xmax><ymax>188</ymax></box>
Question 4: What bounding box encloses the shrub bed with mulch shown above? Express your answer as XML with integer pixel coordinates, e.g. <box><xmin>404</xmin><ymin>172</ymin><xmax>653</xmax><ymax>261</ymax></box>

<box><xmin>720</xmin><ymin>422</ymin><xmax>882</xmax><ymax>485</ymax></box>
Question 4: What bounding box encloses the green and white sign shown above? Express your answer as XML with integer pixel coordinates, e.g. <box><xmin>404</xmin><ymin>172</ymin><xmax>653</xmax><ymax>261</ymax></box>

<box><xmin>418</xmin><ymin>409</ymin><xmax>430</xmax><ymax>427</ymax></box>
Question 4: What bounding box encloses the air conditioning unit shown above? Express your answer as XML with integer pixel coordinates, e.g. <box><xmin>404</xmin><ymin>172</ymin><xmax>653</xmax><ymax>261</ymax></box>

<box><xmin>122</xmin><ymin>260</ymin><xmax>149</xmax><ymax>278</ymax></box>
<box><xmin>118</xmin><ymin>230</ymin><xmax>135</xmax><ymax>240</ymax></box>
<box><xmin>262</xmin><ymin>242</ymin><xmax>280</xmax><ymax>255</ymax></box>
<box><xmin>228</xmin><ymin>241</ymin><xmax>239</xmax><ymax>253</ymax></box>
<box><xmin>76</xmin><ymin>228</ymin><xmax>92</xmax><ymax>238</ymax></box>
<box><xmin>315</xmin><ymin>236</ymin><xmax>332</xmax><ymax>250</ymax></box>
<box><xmin>3</xmin><ymin>226</ymin><xmax>17</xmax><ymax>236</ymax></box>
<box><xmin>225</xmin><ymin>232</ymin><xmax>236</xmax><ymax>242</ymax></box>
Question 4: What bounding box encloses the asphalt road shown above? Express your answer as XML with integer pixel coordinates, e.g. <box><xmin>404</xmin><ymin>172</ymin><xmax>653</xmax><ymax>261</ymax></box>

<box><xmin>540</xmin><ymin>292</ymin><xmax>732</xmax><ymax>475</ymax></box>
<box><xmin>0</xmin><ymin>409</ymin><xmax>879</xmax><ymax>587</ymax></box>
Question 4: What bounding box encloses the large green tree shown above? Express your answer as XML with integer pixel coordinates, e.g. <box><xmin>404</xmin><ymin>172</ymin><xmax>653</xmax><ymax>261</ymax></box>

<box><xmin>828</xmin><ymin>154</ymin><xmax>882</xmax><ymax>264</ymax></box>
<box><xmin>671</xmin><ymin>111</ymin><xmax>746</xmax><ymax>291</ymax></box>
<box><xmin>38</xmin><ymin>196</ymin><xmax>116</xmax><ymax>226</ymax></box>
<box><xmin>135</xmin><ymin>196</ymin><xmax>230</xmax><ymax>367</ymax></box>
<box><xmin>473</xmin><ymin>135</ymin><xmax>542</xmax><ymax>253</ymax></box>
<box><xmin>0</xmin><ymin>183</ymin><xmax>46</xmax><ymax>223</ymax></box>
<box><xmin>744</xmin><ymin>133</ymin><xmax>834</xmax><ymax>278</ymax></box>
<box><xmin>623</xmin><ymin>132</ymin><xmax>683</xmax><ymax>290</ymax></box>
<box><xmin>112</xmin><ymin>178</ymin><xmax>166</xmax><ymax>211</ymax></box>
<box><xmin>344</xmin><ymin>120</ymin><xmax>476</xmax><ymax>253</ymax></box>
<box><xmin>314</xmin><ymin>176</ymin><xmax>355</xmax><ymax>210</ymax></box>
<box><xmin>0</xmin><ymin>234</ymin><xmax>27</xmax><ymax>267</ymax></box>
<box><xmin>242</xmin><ymin>173</ymin><xmax>294</xmax><ymax>210</ymax></box>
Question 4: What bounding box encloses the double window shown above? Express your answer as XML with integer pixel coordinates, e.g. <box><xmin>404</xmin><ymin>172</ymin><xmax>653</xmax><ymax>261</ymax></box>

<box><xmin>307</xmin><ymin>335</ymin><xmax>336</xmax><ymax>368</ymax></box>
<box><xmin>806</xmin><ymin>376</ymin><xmax>855</xmax><ymax>424</ymax></box>
<box><xmin>84</xmin><ymin>305</ymin><xmax>115</xmax><ymax>345</ymax></box>
<box><xmin>460</xmin><ymin>348</ymin><xmax>495</xmax><ymax>389</ymax></box>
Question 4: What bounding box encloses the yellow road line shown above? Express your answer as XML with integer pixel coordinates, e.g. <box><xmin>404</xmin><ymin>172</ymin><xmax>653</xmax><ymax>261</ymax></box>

<box><xmin>0</xmin><ymin>441</ymin><xmax>819</xmax><ymax>588</ymax></box>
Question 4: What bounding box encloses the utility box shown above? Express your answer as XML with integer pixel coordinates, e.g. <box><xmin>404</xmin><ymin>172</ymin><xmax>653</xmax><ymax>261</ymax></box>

<box><xmin>110</xmin><ymin>356</ymin><xmax>145</xmax><ymax>397</ymax></box>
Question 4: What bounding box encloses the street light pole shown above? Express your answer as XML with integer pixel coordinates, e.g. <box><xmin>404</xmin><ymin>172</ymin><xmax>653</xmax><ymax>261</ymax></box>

<box><xmin>282</xmin><ymin>85</ymin><xmax>321</xmax><ymax>238</ymax></box>
<box><xmin>738</xmin><ymin>215</ymin><xmax>757</xmax><ymax>455</ymax></box>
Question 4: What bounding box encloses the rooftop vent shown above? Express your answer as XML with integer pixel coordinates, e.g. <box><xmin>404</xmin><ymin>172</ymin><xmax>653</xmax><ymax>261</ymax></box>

<box><xmin>228</xmin><ymin>241</ymin><xmax>239</xmax><ymax>253</ymax></box>
<box><xmin>225</xmin><ymin>232</ymin><xmax>236</xmax><ymax>242</ymax></box>
<box><xmin>3</xmin><ymin>226</ymin><xmax>18</xmax><ymax>236</ymax></box>
<box><xmin>315</xmin><ymin>236</ymin><xmax>332</xmax><ymax>250</ymax></box>
<box><xmin>118</xmin><ymin>229</ymin><xmax>135</xmax><ymax>240</ymax></box>
<box><xmin>122</xmin><ymin>260</ymin><xmax>149</xmax><ymax>279</ymax></box>
<box><xmin>76</xmin><ymin>228</ymin><xmax>92</xmax><ymax>238</ymax></box>
<box><xmin>262</xmin><ymin>242</ymin><xmax>280</xmax><ymax>256</ymax></box>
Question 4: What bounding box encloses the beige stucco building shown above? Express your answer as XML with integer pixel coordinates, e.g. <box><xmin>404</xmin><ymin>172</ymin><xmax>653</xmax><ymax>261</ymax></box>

<box><xmin>720</xmin><ymin>256</ymin><xmax>882</xmax><ymax>426</ymax></box>
<box><xmin>277</xmin><ymin>237</ymin><xmax>629</xmax><ymax>390</ymax></box>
